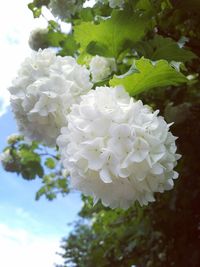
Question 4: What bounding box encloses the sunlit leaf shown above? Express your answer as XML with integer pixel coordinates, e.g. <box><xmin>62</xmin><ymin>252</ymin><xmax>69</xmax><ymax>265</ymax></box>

<box><xmin>74</xmin><ymin>9</ymin><xmax>152</xmax><ymax>57</ymax></box>
<box><xmin>110</xmin><ymin>58</ymin><xmax>188</xmax><ymax>95</ymax></box>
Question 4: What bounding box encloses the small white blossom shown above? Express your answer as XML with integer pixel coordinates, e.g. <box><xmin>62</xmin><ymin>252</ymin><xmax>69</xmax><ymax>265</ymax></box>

<box><xmin>108</xmin><ymin>0</ymin><xmax>124</xmax><ymax>8</ymax></box>
<box><xmin>96</xmin><ymin>0</ymin><xmax>125</xmax><ymax>8</ymax></box>
<box><xmin>89</xmin><ymin>55</ymin><xmax>117</xmax><ymax>82</ymax></box>
<box><xmin>49</xmin><ymin>0</ymin><xmax>83</xmax><ymax>20</ymax></box>
<box><xmin>57</xmin><ymin>86</ymin><xmax>181</xmax><ymax>209</ymax></box>
<box><xmin>7</xmin><ymin>133</ymin><xmax>22</xmax><ymax>144</ymax></box>
<box><xmin>9</xmin><ymin>49</ymin><xmax>92</xmax><ymax>146</ymax></box>
<box><xmin>0</xmin><ymin>150</ymin><xmax>11</xmax><ymax>164</ymax></box>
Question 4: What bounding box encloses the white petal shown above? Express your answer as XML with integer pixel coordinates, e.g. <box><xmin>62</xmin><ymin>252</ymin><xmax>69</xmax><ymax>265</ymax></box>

<box><xmin>100</xmin><ymin>168</ymin><xmax>113</xmax><ymax>183</ymax></box>
<box><xmin>151</xmin><ymin>163</ymin><xmax>164</xmax><ymax>175</ymax></box>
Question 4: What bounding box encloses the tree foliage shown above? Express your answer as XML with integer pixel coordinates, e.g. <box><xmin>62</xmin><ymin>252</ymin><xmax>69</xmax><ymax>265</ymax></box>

<box><xmin>1</xmin><ymin>0</ymin><xmax>200</xmax><ymax>266</ymax></box>
<box><xmin>2</xmin><ymin>135</ymin><xmax>69</xmax><ymax>200</ymax></box>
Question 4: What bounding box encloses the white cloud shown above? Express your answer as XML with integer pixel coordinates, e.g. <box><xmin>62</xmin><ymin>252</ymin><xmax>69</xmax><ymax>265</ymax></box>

<box><xmin>0</xmin><ymin>204</ymin><xmax>75</xmax><ymax>267</ymax></box>
<box><xmin>0</xmin><ymin>223</ymin><xmax>64</xmax><ymax>267</ymax></box>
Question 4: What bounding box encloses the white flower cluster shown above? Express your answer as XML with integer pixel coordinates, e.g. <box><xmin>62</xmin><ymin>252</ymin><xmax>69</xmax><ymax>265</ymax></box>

<box><xmin>9</xmin><ymin>49</ymin><xmax>92</xmax><ymax>146</ymax></box>
<box><xmin>109</xmin><ymin>0</ymin><xmax>124</xmax><ymax>8</ymax></box>
<box><xmin>48</xmin><ymin>0</ymin><xmax>83</xmax><ymax>20</ymax></box>
<box><xmin>89</xmin><ymin>55</ymin><xmax>117</xmax><ymax>83</ymax></box>
<box><xmin>57</xmin><ymin>86</ymin><xmax>180</xmax><ymax>209</ymax></box>
<box><xmin>28</xmin><ymin>28</ymin><xmax>48</xmax><ymax>51</ymax></box>
<box><xmin>96</xmin><ymin>0</ymin><xmax>125</xmax><ymax>8</ymax></box>
<box><xmin>7</xmin><ymin>133</ymin><xmax>22</xmax><ymax>144</ymax></box>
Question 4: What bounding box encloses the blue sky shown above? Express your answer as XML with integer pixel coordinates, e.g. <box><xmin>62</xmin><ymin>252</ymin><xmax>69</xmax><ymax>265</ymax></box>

<box><xmin>0</xmin><ymin>111</ymin><xmax>82</xmax><ymax>267</ymax></box>
<box><xmin>0</xmin><ymin>1</ymin><xmax>82</xmax><ymax>266</ymax></box>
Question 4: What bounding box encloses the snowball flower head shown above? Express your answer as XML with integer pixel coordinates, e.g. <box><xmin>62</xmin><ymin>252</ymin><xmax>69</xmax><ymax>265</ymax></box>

<box><xmin>89</xmin><ymin>55</ymin><xmax>117</xmax><ymax>82</ymax></box>
<box><xmin>57</xmin><ymin>86</ymin><xmax>181</xmax><ymax>209</ymax></box>
<box><xmin>28</xmin><ymin>28</ymin><xmax>48</xmax><ymax>51</ymax></box>
<box><xmin>9</xmin><ymin>49</ymin><xmax>92</xmax><ymax>146</ymax></box>
<box><xmin>49</xmin><ymin>0</ymin><xmax>83</xmax><ymax>20</ymax></box>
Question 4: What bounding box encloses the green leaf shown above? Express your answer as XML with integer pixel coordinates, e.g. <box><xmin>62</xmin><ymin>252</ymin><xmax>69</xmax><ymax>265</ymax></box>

<box><xmin>28</xmin><ymin>3</ymin><xmax>42</xmax><ymax>18</ymax></box>
<box><xmin>28</xmin><ymin>0</ymin><xmax>49</xmax><ymax>9</ymax></box>
<box><xmin>46</xmin><ymin>31</ymin><xmax>66</xmax><ymax>47</ymax></box>
<box><xmin>21</xmin><ymin>161</ymin><xmax>44</xmax><ymax>179</ymax></box>
<box><xmin>74</xmin><ymin>9</ymin><xmax>152</xmax><ymax>58</ymax></box>
<box><xmin>110</xmin><ymin>58</ymin><xmax>188</xmax><ymax>96</ymax></box>
<box><xmin>57</xmin><ymin>178</ymin><xmax>69</xmax><ymax>192</ymax></box>
<box><xmin>35</xmin><ymin>186</ymin><xmax>46</xmax><ymax>200</ymax></box>
<box><xmin>77</xmin><ymin>51</ymin><xmax>92</xmax><ymax>65</ymax></box>
<box><xmin>45</xmin><ymin>158</ymin><xmax>56</xmax><ymax>169</ymax></box>
<box><xmin>86</xmin><ymin>41</ymin><xmax>109</xmax><ymax>57</ymax></box>
<box><xmin>79</xmin><ymin>8</ymin><xmax>94</xmax><ymax>21</ymax></box>
<box><xmin>59</xmin><ymin>35</ymin><xmax>79</xmax><ymax>56</ymax></box>
<box><xmin>35</xmin><ymin>163</ymin><xmax>44</xmax><ymax>178</ymax></box>
<box><xmin>19</xmin><ymin>149</ymin><xmax>40</xmax><ymax>164</ymax></box>
<box><xmin>45</xmin><ymin>192</ymin><xmax>56</xmax><ymax>200</ymax></box>
<box><xmin>48</xmin><ymin>20</ymin><xmax>60</xmax><ymax>31</ymax></box>
<box><xmin>135</xmin><ymin>0</ymin><xmax>154</xmax><ymax>13</ymax></box>
<box><xmin>30</xmin><ymin>141</ymin><xmax>39</xmax><ymax>150</ymax></box>
<box><xmin>135</xmin><ymin>35</ymin><xmax>196</xmax><ymax>62</ymax></box>
<box><xmin>21</xmin><ymin>169</ymin><xmax>36</xmax><ymax>180</ymax></box>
